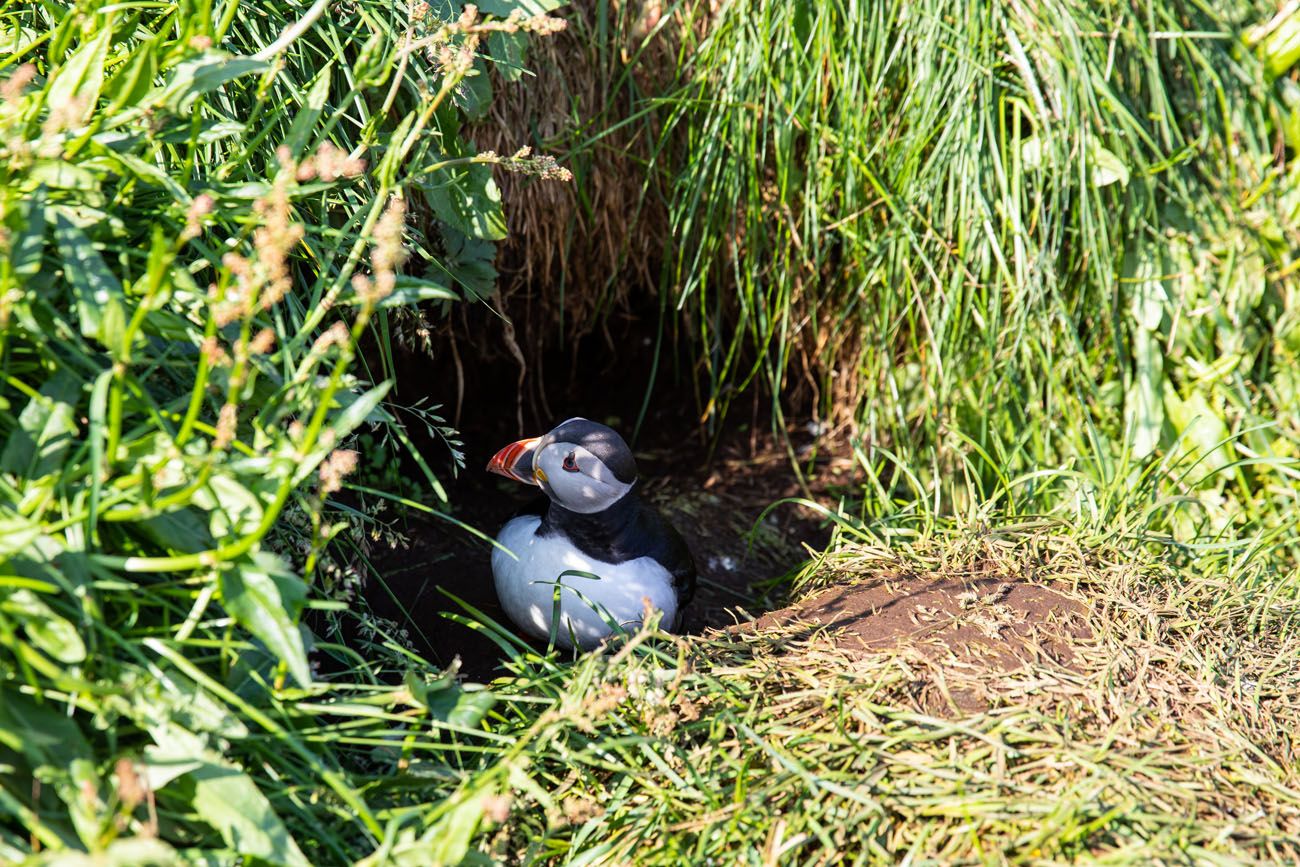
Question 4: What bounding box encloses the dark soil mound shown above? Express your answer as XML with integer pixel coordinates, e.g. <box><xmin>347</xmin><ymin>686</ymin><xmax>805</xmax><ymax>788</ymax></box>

<box><xmin>731</xmin><ymin>566</ymin><xmax>1092</xmax><ymax>713</ymax></box>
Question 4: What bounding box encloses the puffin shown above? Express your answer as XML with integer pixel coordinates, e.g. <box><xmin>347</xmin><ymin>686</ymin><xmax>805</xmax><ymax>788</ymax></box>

<box><xmin>486</xmin><ymin>418</ymin><xmax>696</xmax><ymax>650</ymax></box>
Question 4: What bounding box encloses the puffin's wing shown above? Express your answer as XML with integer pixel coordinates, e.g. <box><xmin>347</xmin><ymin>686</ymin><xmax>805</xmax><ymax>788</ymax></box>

<box><xmin>637</xmin><ymin>506</ymin><xmax>696</xmax><ymax>609</ymax></box>
<box><xmin>662</xmin><ymin>524</ymin><xmax>697</xmax><ymax>609</ymax></box>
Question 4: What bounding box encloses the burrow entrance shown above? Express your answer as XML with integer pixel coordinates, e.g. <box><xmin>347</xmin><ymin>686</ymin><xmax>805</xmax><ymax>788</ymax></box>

<box><xmin>333</xmin><ymin>311</ymin><xmax>835</xmax><ymax>680</ymax></box>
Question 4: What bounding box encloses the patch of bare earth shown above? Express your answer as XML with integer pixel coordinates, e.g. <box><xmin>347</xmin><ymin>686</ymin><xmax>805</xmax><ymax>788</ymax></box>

<box><xmin>732</xmin><ymin>566</ymin><xmax>1091</xmax><ymax>712</ymax></box>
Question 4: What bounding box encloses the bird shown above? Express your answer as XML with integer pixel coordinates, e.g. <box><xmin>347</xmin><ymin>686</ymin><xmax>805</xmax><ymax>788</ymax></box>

<box><xmin>486</xmin><ymin>417</ymin><xmax>696</xmax><ymax>650</ymax></box>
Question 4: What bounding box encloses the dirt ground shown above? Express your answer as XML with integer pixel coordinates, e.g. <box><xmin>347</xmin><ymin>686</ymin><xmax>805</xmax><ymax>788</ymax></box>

<box><xmin>740</xmin><ymin>567</ymin><xmax>1091</xmax><ymax>670</ymax></box>
<box><xmin>734</xmin><ymin>564</ymin><xmax>1092</xmax><ymax>713</ymax></box>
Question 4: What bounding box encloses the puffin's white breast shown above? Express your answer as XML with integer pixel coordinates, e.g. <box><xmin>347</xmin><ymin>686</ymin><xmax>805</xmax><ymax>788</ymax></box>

<box><xmin>491</xmin><ymin>515</ymin><xmax>678</xmax><ymax>650</ymax></box>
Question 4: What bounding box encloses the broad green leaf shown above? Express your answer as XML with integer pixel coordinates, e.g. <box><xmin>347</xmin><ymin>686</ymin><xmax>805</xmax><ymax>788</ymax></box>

<box><xmin>2</xmin><ymin>589</ymin><xmax>86</xmax><ymax>663</ymax></box>
<box><xmin>145</xmin><ymin>724</ymin><xmax>309</xmax><ymax>867</ymax></box>
<box><xmin>488</xmin><ymin>30</ymin><xmax>528</xmax><ymax>82</ymax></box>
<box><xmin>0</xmin><ymin>371</ymin><xmax>80</xmax><ymax>482</ymax></box>
<box><xmin>46</xmin><ymin>26</ymin><xmax>110</xmax><ymax>125</ymax></box>
<box><xmin>285</xmin><ymin>67</ymin><xmax>332</xmax><ymax>155</ymax></box>
<box><xmin>135</xmin><ymin>508</ymin><xmax>216</xmax><ymax>554</ymax></box>
<box><xmin>25</xmin><ymin>161</ymin><xmax>101</xmax><ymax>193</ymax></box>
<box><xmin>3</xmin><ymin>533</ymin><xmax>92</xmax><ymax>597</ymax></box>
<box><xmin>140</xmin><ymin>306</ymin><xmax>201</xmax><ymax>342</ymax></box>
<box><xmin>423</xmin><ymin>161</ymin><xmax>507</xmax><ymax>240</ymax></box>
<box><xmin>0</xmin><ymin>514</ymin><xmax>42</xmax><ymax>560</ymax></box>
<box><xmin>1090</xmin><ymin>144</ymin><xmax>1130</xmax><ymax>188</ymax></box>
<box><xmin>332</xmin><ymin>380</ymin><xmax>394</xmax><ymax>439</ymax></box>
<box><xmin>99</xmin><ymin>294</ymin><xmax>128</xmax><ymax>355</ymax></box>
<box><xmin>157</xmin><ymin>118</ymin><xmax>247</xmax><ymax>145</ymax></box>
<box><xmin>194</xmin><ymin>472</ymin><xmax>267</xmax><ymax>537</ymax></box>
<box><xmin>217</xmin><ymin>556</ymin><xmax>311</xmax><ymax>688</ymax></box>
<box><xmin>0</xmin><ymin>685</ymin><xmax>92</xmax><ymax>770</ymax></box>
<box><xmin>372</xmin><ymin>275</ymin><xmax>459</xmax><ymax>308</ymax></box>
<box><xmin>10</xmin><ymin>185</ymin><xmax>47</xmax><ymax>276</ymax></box>
<box><xmin>1256</xmin><ymin>9</ymin><xmax>1300</xmax><ymax>77</ymax></box>
<box><xmin>1125</xmin><ymin>244</ymin><xmax>1167</xmax><ymax>332</ymax></box>
<box><xmin>0</xmin><ymin>22</ymin><xmax>40</xmax><ymax>54</ymax></box>
<box><xmin>132</xmin><ymin>670</ymin><xmax>249</xmax><ymax>749</ymax></box>
<box><xmin>427</xmin><ymin>688</ymin><xmax>496</xmax><ymax>729</ymax></box>
<box><xmin>1019</xmin><ymin>134</ymin><xmax>1047</xmax><ymax>168</ymax></box>
<box><xmin>187</xmin><ymin>762</ymin><xmax>310</xmax><ymax>866</ymax></box>
<box><xmin>436</xmin><ymin>224</ymin><xmax>498</xmax><ymax>299</ymax></box>
<box><xmin>26</xmin><ymin>837</ymin><xmax>180</xmax><ymax>866</ymax></box>
<box><xmin>1165</xmin><ymin>386</ymin><xmax>1232</xmax><ymax>475</ymax></box>
<box><xmin>105</xmin><ymin>36</ymin><xmax>160</xmax><ymax>113</ymax></box>
<box><xmin>476</xmin><ymin>0</ymin><xmax>565</xmax><ymax>15</ymax></box>
<box><xmin>156</xmin><ymin>53</ymin><xmax>270</xmax><ymax>113</ymax></box>
<box><xmin>360</xmin><ymin>795</ymin><xmax>487</xmax><ymax>867</ymax></box>
<box><xmin>376</xmin><ymin>113</ymin><xmax>415</xmax><ymax>186</ymax></box>
<box><xmin>425</xmin><ymin>794</ymin><xmax>489</xmax><ymax>866</ymax></box>
<box><xmin>108</xmin><ymin>152</ymin><xmax>188</xmax><ymax>200</ymax></box>
<box><xmin>1125</xmin><ymin>328</ymin><xmax>1163</xmax><ymax>459</ymax></box>
<box><xmin>54</xmin><ymin>212</ymin><xmax>126</xmax><ymax>342</ymax></box>
<box><xmin>66</xmin><ymin>757</ymin><xmax>103</xmax><ymax>847</ymax></box>
<box><xmin>452</xmin><ymin>60</ymin><xmax>494</xmax><ymax>120</ymax></box>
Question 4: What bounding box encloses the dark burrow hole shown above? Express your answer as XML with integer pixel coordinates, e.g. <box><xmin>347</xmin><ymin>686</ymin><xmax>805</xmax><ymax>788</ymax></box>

<box><xmin>319</xmin><ymin>308</ymin><xmax>833</xmax><ymax>681</ymax></box>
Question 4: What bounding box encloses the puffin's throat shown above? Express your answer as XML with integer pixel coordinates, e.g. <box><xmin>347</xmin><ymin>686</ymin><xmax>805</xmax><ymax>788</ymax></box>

<box><xmin>538</xmin><ymin>483</ymin><xmax>643</xmax><ymax>565</ymax></box>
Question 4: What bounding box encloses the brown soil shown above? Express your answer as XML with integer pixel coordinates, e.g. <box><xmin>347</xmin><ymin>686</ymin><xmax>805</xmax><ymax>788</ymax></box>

<box><xmin>742</xmin><ymin>572</ymin><xmax>1089</xmax><ymax>667</ymax></box>
<box><xmin>732</xmin><ymin>567</ymin><xmax>1092</xmax><ymax>712</ymax></box>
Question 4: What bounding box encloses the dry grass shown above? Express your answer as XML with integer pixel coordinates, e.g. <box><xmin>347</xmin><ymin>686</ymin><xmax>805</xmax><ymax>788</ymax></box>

<box><xmin>470</xmin><ymin>0</ymin><xmax>688</xmax><ymax>336</ymax></box>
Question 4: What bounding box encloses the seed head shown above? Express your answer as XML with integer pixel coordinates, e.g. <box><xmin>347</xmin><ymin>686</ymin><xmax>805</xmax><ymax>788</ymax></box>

<box><xmin>248</xmin><ymin>327</ymin><xmax>276</xmax><ymax>355</ymax></box>
<box><xmin>319</xmin><ymin>448</ymin><xmax>359</xmax><ymax>495</ymax></box>
<box><xmin>183</xmin><ymin>194</ymin><xmax>215</xmax><ymax>241</ymax></box>
<box><xmin>1</xmin><ymin>64</ymin><xmax>36</xmax><ymax>106</ymax></box>
<box><xmin>214</xmin><ymin>403</ymin><xmax>238</xmax><ymax>450</ymax></box>
<box><xmin>311</xmin><ymin>320</ymin><xmax>351</xmax><ymax>354</ymax></box>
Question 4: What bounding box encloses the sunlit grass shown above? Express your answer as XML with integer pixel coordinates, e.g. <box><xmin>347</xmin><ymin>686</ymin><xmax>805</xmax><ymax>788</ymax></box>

<box><xmin>515</xmin><ymin>0</ymin><xmax>1300</xmax><ymax>554</ymax></box>
<box><xmin>2</xmin><ymin>0</ymin><xmax>1299</xmax><ymax>863</ymax></box>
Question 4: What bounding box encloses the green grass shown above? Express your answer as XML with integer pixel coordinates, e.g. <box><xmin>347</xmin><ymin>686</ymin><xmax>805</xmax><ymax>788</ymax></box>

<box><xmin>513</xmin><ymin>0</ymin><xmax>1300</xmax><ymax>549</ymax></box>
<box><xmin>0</xmin><ymin>0</ymin><xmax>572</xmax><ymax>861</ymax></box>
<box><xmin>3</xmin><ymin>0</ymin><xmax>1300</xmax><ymax>864</ymax></box>
<box><xmin>413</xmin><ymin>519</ymin><xmax>1299</xmax><ymax>864</ymax></box>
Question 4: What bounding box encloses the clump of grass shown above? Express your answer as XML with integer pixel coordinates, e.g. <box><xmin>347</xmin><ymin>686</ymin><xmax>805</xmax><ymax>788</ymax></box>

<box><xmin>665</xmin><ymin>0</ymin><xmax>1299</xmax><ymax>536</ymax></box>
<box><xmin>478</xmin><ymin>0</ymin><xmax>1300</xmax><ymax>554</ymax></box>
<box><xmin>477</xmin><ymin>520</ymin><xmax>1300</xmax><ymax>863</ymax></box>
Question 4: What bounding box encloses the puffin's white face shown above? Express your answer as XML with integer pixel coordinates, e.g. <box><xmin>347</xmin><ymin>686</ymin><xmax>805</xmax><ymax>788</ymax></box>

<box><xmin>532</xmin><ymin>440</ymin><xmax>634</xmax><ymax>514</ymax></box>
<box><xmin>487</xmin><ymin>418</ymin><xmax>639</xmax><ymax>514</ymax></box>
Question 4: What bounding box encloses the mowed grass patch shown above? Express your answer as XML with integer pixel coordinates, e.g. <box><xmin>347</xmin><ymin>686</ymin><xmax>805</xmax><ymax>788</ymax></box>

<box><xmin>480</xmin><ymin>523</ymin><xmax>1300</xmax><ymax>864</ymax></box>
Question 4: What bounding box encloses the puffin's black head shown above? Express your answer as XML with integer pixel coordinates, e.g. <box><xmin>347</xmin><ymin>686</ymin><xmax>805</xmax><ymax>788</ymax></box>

<box><xmin>487</xmin><ymin>418</ymin><xmax>637</xmax><ymax>513</ymax></box>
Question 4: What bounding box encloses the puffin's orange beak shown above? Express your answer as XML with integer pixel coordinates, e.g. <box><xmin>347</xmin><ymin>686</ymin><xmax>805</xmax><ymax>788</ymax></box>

<box><xmin>487</xmin><ymin>437</ymin><xmax>541</xmax><ymax>485</ymax></box>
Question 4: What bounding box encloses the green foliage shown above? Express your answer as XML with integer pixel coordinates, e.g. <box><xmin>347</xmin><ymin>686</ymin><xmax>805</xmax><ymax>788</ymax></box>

<box><xmin>2</xmin><ymin>0</ymin><xmax>1298</xmax><ymax>864</ymax></box>
<box><xmin>0</xmin><ymin>0</ymin><xmax>569</xmax><ymax>862</ymax></box>
<box><xmin>592</xmin><ymin>0</ymin><xmax>1300</xmax><ymax>551</ymax></box>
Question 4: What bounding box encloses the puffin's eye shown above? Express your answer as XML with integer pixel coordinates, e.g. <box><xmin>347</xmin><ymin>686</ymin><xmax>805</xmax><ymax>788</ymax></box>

<box><xmin>561</xmin><ymin>452</ymin><xmax>580</xmax><ymax>473</ymax></box>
